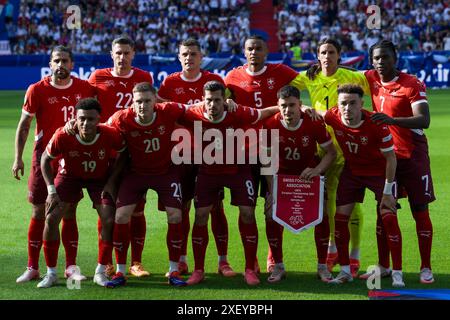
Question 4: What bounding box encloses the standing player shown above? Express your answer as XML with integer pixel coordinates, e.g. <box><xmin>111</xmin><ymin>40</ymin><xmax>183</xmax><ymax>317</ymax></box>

<box><xmin>364</xmin><ymin>40</ymin><xmax>435</xmax><ymax>284</ymax></box>
<box><xmin>38</xmin><ymin>98</ymin><xmax>126</xmax><ymax>288</ymax></box>
<box><xmin>262</xmin><ymin>86</ymin><xmax>337</xmax><ymax>283</ymax></box>
<box><xmin>104</xmin><ymin>82</ymin><xmax>188</xmax><ymax>288</ymax></box>
<box><xmin>290</xmin><ymin>38</ymin><xmax>370</xmax><ymax>276</ymax></box>
<box><xmin>12</xmin><ymin>46</ymin><xmax>95</xmax><ymax>283</ymax></box>
<box><xmin>89</xmin><ymin>36</ymin><xmax>154</xmax><ymax>277</ymax></box>
<box><xmin>225</xmin><ymin>35</ymin><xmax>299</xmax><ymax>273</ymax></box>
<box><xmin>183</xmin><ymin>81</ymin><xmax>280</xmax><ymax>286</ymax></box>
<box><xmin>319</xmin><ymin>84</ymin><xmax>404</xmax><ymax>287</ymax></box>
<box><xmin>157</xmin><ymin>38</ymin><xmax>235</xmax><ymax>277</ymax></box>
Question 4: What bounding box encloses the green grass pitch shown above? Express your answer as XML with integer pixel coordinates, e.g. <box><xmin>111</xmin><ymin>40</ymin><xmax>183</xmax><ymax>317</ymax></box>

<box><xmin>0</xmin><ymin>89</ymin><xmax>449</xmax><ymax>300</ymax></box>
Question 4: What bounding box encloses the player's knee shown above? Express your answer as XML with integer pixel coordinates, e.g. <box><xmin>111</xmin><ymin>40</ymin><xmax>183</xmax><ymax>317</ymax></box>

<box><xmin>101</xmin><ymin>214</ymin><xmax>114</xmax><ymax>230</ymax></box>
<box><xmin>115</xmin><ymin>206</ymin><xmax>133</xmax><ymax>224</ymax></box>
<box><xmin>166</xmin><ymin>208</ymin><xmax>182</xmax><ymax>224</ymax></box>
<box><xmin>194</xmin><ymin>207</ymin><xmax>210</xmax><ymax>225</ymax></box>
<box><xmin>132</xmin><ymin>210</ymin><xmax>144</xmax><ymax>217</ymax></box>
<box><xmin>239</xmin><ymin>207</ymin><xmax>255</xmax><ymax>224</ymax></box>
<box><xmin>31</xmin><ymin>204</ymin><xmax>45</xmax><ymax>220</ymax></box>
<box><xmin>63</xmin><ymin>204</ymin><xmax>77</xmax><ymax>219</ymax></box>
<box><xmin>45</xmin><ymin>211</ymin><xmax>62</xmax><ymax>228</ymax></box>
<box><xmin>410</xmin><ymin>203</ymin><xmax>428</xmax><ymax>214</ymax></box>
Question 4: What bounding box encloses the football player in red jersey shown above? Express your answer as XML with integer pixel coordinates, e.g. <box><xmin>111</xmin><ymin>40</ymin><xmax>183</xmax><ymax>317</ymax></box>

<box><xmin>181</xmin><ymin>81</ymin><xmax>279</xmax><ymax>286</ymax></box>
<box><xmin>38</xmin><ymin>98</ymin><xmax>126</xmax><ymax>288</ymax></box>
<box><xmin>225</xmin><ymin>35</ymin><xmax>299</xmax><ymax>273</ymax></box>
<box><xmin>89</xmin><ymin>36</ymin><xmax>154</xmax><ymax>277</ymax></box>
<box><xmin>316</xmin><ymin>84</ymin><xmax>404</xmax><ymax>287</ymax></box>
<box><xmin>104</xmin><ymin>82</ymin><xmax>189</xmax><ymax>288</ymax></box>
<box><xmin>12</xmin><ymin>46</ymin><xmax>95</xmax><ymax>283</ymax></box>
<box><xmin>262</xmin><ymin>85</ymin><xmax>337</xmax><ymax>283</ymax></box>
<box><xmin>157</xmin><ymin>38</ymin><xmax>235</xmax><ymax>277</ymax></box>
<box><xmin>363</xmin><ymin>40</ymin><xmax>435</xmax><ymax>284</ymax></box>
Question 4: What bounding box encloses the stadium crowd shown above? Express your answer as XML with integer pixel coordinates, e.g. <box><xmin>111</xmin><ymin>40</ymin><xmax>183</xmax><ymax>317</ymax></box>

<box><xmin>3</xmin><ymin>0</ymin><xmax>449</xmax><ymax>56</ymax></box>
<box><xmin>6</xmin><ymin>0</ymin><xmax>251</xmax><ymax>55</ymax></box>
<box><xmin>276</xmin><ymin>0</ymin><xmax>450</xmax><ymax>55</ymax></box>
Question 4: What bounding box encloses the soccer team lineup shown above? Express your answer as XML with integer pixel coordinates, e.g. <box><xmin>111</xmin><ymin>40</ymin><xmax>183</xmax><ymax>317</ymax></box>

<box><xmin>9</xmin><ymin>34</ymin><xmax>439</xmax><ymax>293</ymax></box>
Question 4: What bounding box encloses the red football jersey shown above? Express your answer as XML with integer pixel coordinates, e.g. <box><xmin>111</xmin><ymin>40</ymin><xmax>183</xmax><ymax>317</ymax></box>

<box><xmin>108</xmin><ymin>102</ymin><xmax>186</xmax><ymax>175</ymax></box>
<box><xmin>46</xmin><ymin>124</ymin><xmax>125</xmax><ymax>179</ymax></box>
<box><xmin>23</xmin><ymin>76</ymin><xmax>96</xmax><ymax>152</ymax></box>
<box><xmin>180</xmin><ymin>104</ymin><xmax>261</xmax><ymax>175</ymax></box>
<box><xmin>89</xmin><ymin>67</ymin><xmax>153</xmax><ymax>122</ymax></box>
<box><xmin>324</xmin><ymin>107</ymin><xmax>394</xmax><ymax>176</ymax></box>
<box><xmin>225</xmin><ymin>63</ymin><xmax>298</xmax><ymax>109</ymax></box>
<box><xmin>157</xmin><ymin>70</ymin><xmax>224</xmax><ymax>104</ymax></box>
<box><xmin>365</xmin><ymin>70</ymin><xmax>429</xmax><ymax>159</ymax></box>
<box><xmin>262</xmin><ymin>112</ymin><xmax>332</xmax><ymax>175</ymax></box>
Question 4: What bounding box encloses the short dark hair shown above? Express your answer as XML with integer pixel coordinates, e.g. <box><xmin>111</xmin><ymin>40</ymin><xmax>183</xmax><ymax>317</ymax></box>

<box><xmin>133</xmin><ymin>82</ymin><xmax>156</xmax><ymax>95</ymax></box>
<box><xmin>245</xmin><ymin>35</ymin><xmax>267</xmax><ymax>43</ymax></box>
<box><xmin>369</xmin><ymin>39</ymin><xmax>397</xmax><ymax>64</ymax></box>
<box><xmin>203</xmin><ymin>81</ymin><xmax>225</xmax><ymax>97</ymax></box>
<box><xmin>75</xmin><ymin>98</ymin><xmax>101</xmax><ymax>114</ymax></box>
<box><xmin>277</xmin><ymin>85</ymin><xmax>300</xmax><ymax>100</ymax></box>
<box><xmin>112</xmin><ymin>36</ymin><xmax>135</xmax><ymax>49</ymax></box>
<box><xmin>337</xmin><ymin>84</ymin><xmax>364</xmax><ymax>98</ymax></box>
<box><xmin>50</xmin><ymin>46</ymin><xmax>73</xmax><ymax>62</ymax></box>
<box><xmin>179</xmin><ymin>38</ymin><xmax>201</xmax><ymax>51</ymax></box>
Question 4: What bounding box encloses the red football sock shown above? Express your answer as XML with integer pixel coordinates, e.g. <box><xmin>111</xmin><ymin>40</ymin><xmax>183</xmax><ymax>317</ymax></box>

<box><xmin>43</xmin><ymin>239</ymin><xmax>60</xmax><ymax>268</ymax></box>
<box><xmin>99</xmin><ymin>240</ymin><xmax>113</xmax><ymax>265</ymax></box>
<box><xmin>180</xmin><ymin>206</ymin><xmax>190</xmax><ymax>257</ymax></box>
<box><xmin>27</xmin><ymin>218</ymin><xmax>45</xmax><ymax>270</ymax></box>
<box><xmin>381</xmin><ymin>211</ymin><xmax>403</xmax><ymax>270</ymax></box>
<box><xmin>62</xmin><ymin>218</ymin><xmax>78</xmax><ymax>268</ymax></box>
<box><xmin>98</xmin><ymin>218</ymin><xmax>112</xmax><ymax>265</ymax></box>
<box><xmin>412</xmin><ymin>210</ymin><xmax>433</xmax><ymax>269</ymax></box>
<box><xmin>113</xmin><ymin>223</ymin><xmax>130</xmax><ymax>265</ymax></box>
<box><xmin>130</xmin><ymin>215</ymin><xmax>146</xmax><ymax>263</ymax></box>
<box><xmin>334</xmin><ymin>213</ymin><xmax>350</xmax><ymax>266</ymax></box>
<box><xmin>167</xmin><ymin>222</ymin><xmax>182</xmax><ymax>263</ymax></box>
<box><xmin>265</xmin><ymin>219</ymin><xmax>283</xmax><ymax>263</ymax></box>
<box><xmin>211</xmin><ymin>202</ymin><xmax>229</xmax><ymax>257</ymax></box>
<box><xmin>191</xmin><ymin>224</ymin><xmax>209</xmax><ymax>271</ymax></box>
<box><xmin>239</xmin><ymin>220</ymin><xmax>258</xmax><ymax>270</ymax></box>
<box><xmin>376</xmin><ymin>209</ymin><xmax>390</xmax><ymax>269</ymax></box>
<box><xmin>314</xmin><ymin>214</ymin><xmax>330</xmax><ymax>264</ymax></box>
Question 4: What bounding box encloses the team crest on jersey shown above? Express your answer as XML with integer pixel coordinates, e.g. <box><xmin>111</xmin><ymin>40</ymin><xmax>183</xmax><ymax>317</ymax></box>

<box><xmin>105</xmin><ymin>80</ymin><xmax>115</xmax><ymax>87</ymax></box>
<box><xmin>239</xmin><ymin>81</ymin><xmax>248</xmax><ymax>88</ymax></box>
<box><xmin>48</xmin><ymin>97</ymin><xmax>58</xmax><ymax>104</ymax></box>
<box><xmin>158</xmin><ymin>125</ymin><xmax>166</xmax><ymax>135</ymax></box>
<box><xmin>302</xmin><ymin>136</ymin><xmax>310</xmax><ymax>147</ymax></box>
<box><xmin>131</xmin><ymin>131</ymin><xmax>140</xmax><ymax>138</ymax></box>
<box><xmin>360</xmin><ymin>136</ymin><xmax>369</xmax><ymax>145</ymax></box>
<box><xmin>175</xmin><ymin>87</ymin><xmax>185</xmax><ymax>95</ymax></box>
<box><xmin>75</xmin><ymin>94</ymin><xmax>82</xmax><ymax>101</ymax></box>
<box><xmin>98</xmin><ymin>149</ymin><xmax>106</xmax><ymax>160</ymax></box>
<box><xmin>69</xmin><ymin>151</ymin><xmax>80</xmax><ymax>157</ymax></box>
<box><xmin>335</xmin><ymin>130</ymin><xmax>343</xmax><ymax>136</ymax></box>
<box><xmin>267</xmin><ymin>78</ymin><xmax>275</xmax><ymax>89</ymax></box>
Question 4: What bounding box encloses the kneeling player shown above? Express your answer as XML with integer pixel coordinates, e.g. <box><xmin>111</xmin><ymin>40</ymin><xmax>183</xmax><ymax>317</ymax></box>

<box><xmin>263</xmin><ymin>85</ymin><xmax>337</xmax><ymax>283</ymax></box>
<box><xmin>38</xmin><ymin>98</ymin><xmax>125</xmax><ymax>288</ymax></box>
<box><xmin>319</xmin><ymin>84</ymin><xmax>404</xmax><ymax>287</ymax></box>
<box><xmin>104</xmin><ymin>82</ymin><xmax>189</xmax><ymax>288</ymax></box>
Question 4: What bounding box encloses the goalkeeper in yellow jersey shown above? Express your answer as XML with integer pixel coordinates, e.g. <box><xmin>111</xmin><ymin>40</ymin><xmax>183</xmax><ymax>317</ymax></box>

<box><xmin>290</xmin><ymin>38</ymin><xmax>370</xmax><ymax>277</ymax></box>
